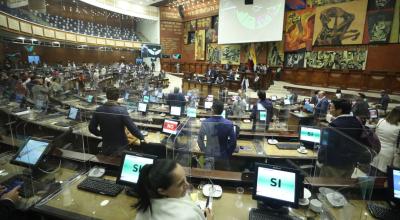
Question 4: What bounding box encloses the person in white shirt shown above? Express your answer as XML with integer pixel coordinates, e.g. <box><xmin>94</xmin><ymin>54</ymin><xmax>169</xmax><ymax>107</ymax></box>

<box><xmin>135</xmin><ymin>160</ymin><xmax>213</xmax><ymax>220</ymax></box>
<box><xmin>371</xmin><ymin>107</ymin><xmax>400</xmax><ymax>174</ymax></box>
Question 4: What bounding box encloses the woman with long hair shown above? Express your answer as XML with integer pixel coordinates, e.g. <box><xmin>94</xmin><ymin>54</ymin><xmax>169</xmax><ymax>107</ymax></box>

<box><xmin>135</xmin><ymin>159</ymin><xmax>213</xmax><ymax>220</ymax></box>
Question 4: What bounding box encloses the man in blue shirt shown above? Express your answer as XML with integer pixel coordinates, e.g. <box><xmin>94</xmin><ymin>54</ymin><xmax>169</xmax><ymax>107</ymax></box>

<box><xmin>89</xmin><ymin>87</ymin><xmax>144</xmax><ymax>155</ymax></box>
<box><xmin>197</xmin><ymin>100</ymin><xmax>237</xmax><ymax>170</ymax></box>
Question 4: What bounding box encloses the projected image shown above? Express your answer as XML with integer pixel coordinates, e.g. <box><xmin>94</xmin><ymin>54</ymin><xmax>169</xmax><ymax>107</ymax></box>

<box><xmin>220</xmin><ymin>45</ymin><xmax>240</xmax><ymax>65</ymax></box>
<box><xmin>218</xmin><ymin>0</ymin><xmax>285</xmax><ymax>44</ymax></box>
<box><xmin>256</xmin><ymin>167</ymin><xmax>296</xmax><ymax>203</ymax></box>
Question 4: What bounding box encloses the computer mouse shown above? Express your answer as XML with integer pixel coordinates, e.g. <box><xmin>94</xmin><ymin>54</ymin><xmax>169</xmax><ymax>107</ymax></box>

<box><xmin>88</xmin><ymin>167</ymin><xmax>105</xmax><ymax>178</ymax></box>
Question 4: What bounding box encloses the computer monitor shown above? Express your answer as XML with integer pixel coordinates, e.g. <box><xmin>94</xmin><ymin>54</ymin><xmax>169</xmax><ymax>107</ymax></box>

<box><xmin>284</xmin><ymin>99</ymin><xmax>291</xmax><ymax>105</ymax></box>
<box><xmin>28</xmin><ymin>55</ymin><xmax>40</xmax><ymax>64</ymax></box>
<box><xmin>387</xmin><ymin>166</ymin><xmax>400</xmax><ymax>204</ymax></box>
<box><xmin>253</xmin><ymin>163</ymin><xmax>302</xmax><ymax>209</ymax></box>
<box><xmin>143</xmin><ymin>95</ymin><xmax>150</xmax><ymax>103</ymax></box>
<box><xmin>87</xmin><ymin>95</ymin><xmax>94</xmax><ymax>103</ymax></box>
<box><xmin>116</xmin><ymin>151</ymin><xmax>157</xmax><ymax>188</ymax></box>
<box><xmin>10</xmin><ymin>138</ymin><xmax>50</xmax><ymax>168</ymax></box>
<box><xmin>304</xmin><ymin>98</ymin><xmax>310</xmax><ymax>103</ymax></box>
<box><xmin>162</xmin><ymin>119</ymin><xmax>180</xmax><ymax>135</ymax></box>
<box><xmin>299</xmin><ymin>126</ymin><xmax>321</xmax><ymax>148</ymax></box>
<box><xmin>186</xmin><ymin>107</ymin><xmax>197</xmax><ymax>118</ymax></box>
<box><xmin>137</xmin><ymin>103</ymin><xmax>147</xmax><ymax>113</ymax></box>
<box><xmin>259</xmin><ymin>111</ymin><xmax>267</xmax><ymax>121</ymax></box>
<box><xmin>271</xmin><ymin>96</ymin><xmax>277</xmax><ymax>101</ymax></box>
<box><xmin>204</xmin><ymin>101</ymin><xmax>213</xmax><ymax>110</ymax></box>
<box><xmin>369</xmin><ymin>108</ymin><xmax>378</xmax><ymax>119</ymax></box>
<box><xmin>156</xmin><ymin>92</ymin><xmax>163</xmax><ymax>99</ymax></box>
<box><xmin>170</xmin><ymin>106</ymin><xmax>182</xmax><ymax>117</ymax></box>
<box><xmin>221</xmin><ymin>110</ymin><xmax>226</xmax><ymax>119</ymax></box>
<box><xmin>67</xmin><ymin>107</ymin><xmax>80</xmax><ymax>120</ymax></box>
<box><xmin>149</xmin><ymin>96</ymin><xmax>157</xmax><ymax>103</ymax></box>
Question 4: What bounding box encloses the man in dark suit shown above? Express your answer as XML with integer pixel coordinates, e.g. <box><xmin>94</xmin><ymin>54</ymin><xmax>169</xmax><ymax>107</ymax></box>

<box><xmin>89</xmin><ymin>87</ymin><xmax>145</xmax><ymax>155</ymax></box>
<box><xmin>251</xmin><ymin>91</ymin><xmax>273</xmax><ymax>131</ymax></box>
<box><xmin>166</xmin><ymin>87</ymin><xmax>186</xmax><ymax>108</ymax></box>
<box><xmin>314</xmin><ymin>91</ymin><xmax>329</xmax><ymax>120</ymax></box>
<box><xmin>352</xmin><ymin>93</ymin><xmax>370</xmax><ymax>124</ymax></box>
<box><xmin>198</xmin><ymin>100</ymin><xmax>237</xmax><ymax>170</ymax></box>
<box><xmin>318</xmin><ymin>99</ymin><xmax>368</xmax><ymax>178</ymax></box>
<box><xmin>377</xmin><ymin>90</ymin><xmax>390</xmax><ymax>113</ymax></box>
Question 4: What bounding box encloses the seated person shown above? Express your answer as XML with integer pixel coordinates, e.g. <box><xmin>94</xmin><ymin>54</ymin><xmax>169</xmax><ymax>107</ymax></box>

<box><xmin>226</xmin><ymin>69</ymin><xmax>234</xmax><ymax>80</ymax></box>
<box><xmin>197</xmin><ymin>100</ymin><xmax>237</xmax><ymax>170</ymax></box>
<box><xmin>135</xmin><ymin>160</ymin><xmax>213</xmax><ymax>220</ymax></box>
<box><xmin>377</xmin><ymin>90</ymin><xmax>390</xmax><ymax>113</ymax></box>
<box><xmin>288</xmin><ymin>89</ymin><xmax>298</xmax><ymax>104</ymax></box>
<box><xmin>352</xmin><ymin>93</ymin><xmax>370</xmax><ymax>124</ymax></box>
<box><xmin>215</xmin><ymin>74</ymin><xmax>224</xmax><ymax>84</ymax></box>
<box><xmin>0</xmin><ymin>185</ymin><xmax>21</xmax><ymax>220</ymax></box>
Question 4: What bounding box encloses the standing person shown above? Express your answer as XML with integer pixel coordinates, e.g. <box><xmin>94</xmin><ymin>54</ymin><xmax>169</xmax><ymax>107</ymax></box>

<box><xmin>253</xmin><ymin>73</ymin><xmax>260</xmax><ymax>91</ymax></box>
<box><xmin>335</xmin><ymin>89</ymin><xmax>342</xmax><ymax>99</ymax></box>
<box><xmin>151</xmin><ymin>60</ymin><xmax>155</xmax><ymax>73</ymax></box>
<box><xmin>250</xmin><ymin>91</ymin><xmax>273</xmax><ymax>131</ymax></box>
<box><xmin>352</xmin><ymin>93</ymin><xmax>370</xmax><ymax>124</ymax></box>
<box><xmin>314</xmin><ymin>91</ymin><xmax>329</xmax><ymax>121</ymax></box>
<box><xmin>318</xmin><ymin>99</ymin><xmax>368</xmax><ymax>178</ymax></box>
<box><xmin>310</xmin><ymin>90</ymin><xmax>319</xmax><ymax>105</ymax></box>
<box><xmin>371</xmin><ymin>107</ymin><xmax>400</xmax><ymax>175</ymax></box>
<box><xmin>241</xmin><ymin>75</ymin><xmax>249</xmax><ymax>92</ymax></box>
<box><xmin>197</xmin><ymin>100</ymin><xmax>237</xmax><ymax>170</ymax></box>
<box><xmin>135</xmin><ymin>160</ymin><xmax>213</xmax><ymax>220</ymax></box>
<box><xmin>89</xmin><ymin>87</ymin><xmax>145</xmax><ymax>155</ymax></box>
<box><xmin>31</xmin><ymin>79</ymin><xmax>49</xmax><ymax>110</ymax></box>
<box><xmin>377</xmin><ymin>90</ymin><xmax>390</xmax><ymax>114</ymax></box>
<box><xmin>166</xmin><ymin>87</ymin><xmax>186</xmax><ymax>108</ymax></box>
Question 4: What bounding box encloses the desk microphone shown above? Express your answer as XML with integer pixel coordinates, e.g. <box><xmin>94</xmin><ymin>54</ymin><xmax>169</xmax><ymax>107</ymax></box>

<box><xmin>192</xmin><ymin>155</ymin><xmax>223</xmax><ymax>200</ymax></box>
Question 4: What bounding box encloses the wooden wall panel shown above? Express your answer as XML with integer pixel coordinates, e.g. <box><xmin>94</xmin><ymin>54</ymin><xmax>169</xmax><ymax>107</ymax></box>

<box><xmin>0</xmin><ymin>14</ymin><xmax>7</xmax><ymax>27</ymax></box>
<box><xmin>44</xmin><ymin>29</ymin><xmax>55</xmax><ymax>38</ymax></box>
<box><xmin>32</xmin><ymin>26</ymin><xmax>44</xmax><ymax>36</ymax></box>
<box><xmin>366</xmin><ymin>44</ymin><xmax>400</xmax><ymax>72</ymax></box>
<box><xmin>19</xmin><ymin>22</ymin><xmax>31</xmax><ymax>33</ymax></box>
<box><xmin>7</xmin><ymin>17</ymin><xmax>19</xmax><ymax>31</ymax></box>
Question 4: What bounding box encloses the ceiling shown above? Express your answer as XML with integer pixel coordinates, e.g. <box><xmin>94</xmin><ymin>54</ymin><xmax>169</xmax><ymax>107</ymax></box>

<box><xmin>124</xmin><ymin>0</ymin><xmax>165</xmax><ymax>6</ymax></box>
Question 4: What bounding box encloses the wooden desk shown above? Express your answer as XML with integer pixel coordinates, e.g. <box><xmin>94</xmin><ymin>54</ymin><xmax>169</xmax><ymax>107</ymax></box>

<box><xmin>34</xmin><ymin>173</ymin><xmax>379</xmax><ymax>220</ymax></box>
<box><xmin>287</xmin><ymin>112</ymin><xmax>314</xmax><ymax>131</ymax></box>
<box><xmin>263</xmin><ymin>142</ymin><xmax>317</xmax><ymax>160</ymax></box>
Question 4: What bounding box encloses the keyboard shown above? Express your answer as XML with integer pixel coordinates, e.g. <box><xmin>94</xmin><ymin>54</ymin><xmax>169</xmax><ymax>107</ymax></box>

<box><xmin>54</xmin><ymin>120</ymin><xmax>79</xmax><ymax>127</ymax></box>
<box><xmin>276</xmin><ymin>143</ymin><xmax>300</xmax><ymax>150</ymax></box>
<box><xmin>249</xmin><ymin>209</ymin><xmax>298</xmax><ymax>220</ymax></box>
<box><xmin>367</xmin><ymin>202</ymin><xmax>391</xmax><ymax>219</ymax></box>
<box><xmin>77</xmin><ymin>177</ymin><xmax>124</xmax><ymax>196</ymax></box>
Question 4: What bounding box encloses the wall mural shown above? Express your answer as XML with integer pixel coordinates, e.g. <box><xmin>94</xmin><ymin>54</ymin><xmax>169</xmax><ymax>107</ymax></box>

<box><xmin>390</xmin><ymin>0</ymin><xmax>400</xmax><ymax>43</ymax></box>
<box><xmin>220</xmin><ymin>45</ymin><xmax>240</xmax><ymax>65</ymax></box>
<box><xmin>284</xmin><ymin>50</ymin><xmax>305</xmax><ymax>68</ymax></box>
<box><xmin>285</xmin><ymin>8</ymin><xmax>315</xmax><ymax>51</ymax></box>
<box><xmin>304</xmin><ymin>49</ymin><xmax>368</xmax><ymax>70</ymax></box>
<box><xmin>207</xmin><ymin>43</ymin><xmax>221</xmax><ymax>64</ymax></box>
<box><xmin>365</xmin><ymin>10</ymin><xmax>394</xmax><ymax>43</ymax></box>
<box><xmin>267</xmin><ymin>41</ymin><xmax>284</xmax><ymax>67</ymax></box>
<box><xmin>313</xmin><ymin>0</ymin><xmax>368</xmax><ymax>46</ymax></box>
<box><xmin>197</xmin><ymin>17</ymin><xmax>211</xmax><ymax>29</ymax></box>
<box><xmin>286</xmin><ymin>0</ymin><xmax>307</xmax><ymax>10</ymax></box>
<box><xmin>367</xmin><ymin>0</ymin><xmax>395</xmax><ymax>10</ymax></box>
<box><xmin>195</xmin><ymin>30</ymin><xmax>206</xmax><ymax>60</ymax></box>
<box><xmin>309</xmin><ymin>0</ymin><xmax>354</xmax><ymax>7</ymax></box>
<box><xmin>206</xmin><ymin>28</ymin><xmax>218</xmax><ymax>43</ymax></box>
